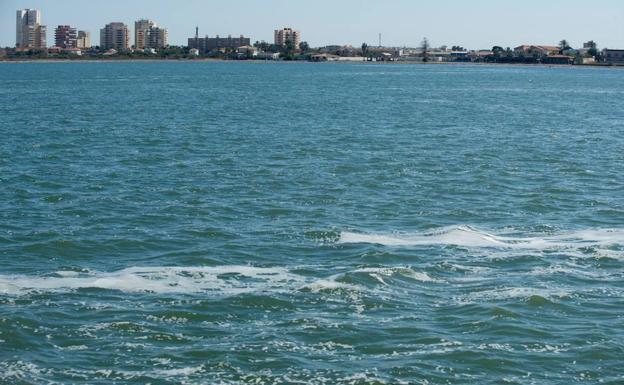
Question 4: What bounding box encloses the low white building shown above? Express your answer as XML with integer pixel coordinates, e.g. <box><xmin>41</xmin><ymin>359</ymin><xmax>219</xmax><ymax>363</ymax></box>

<box><xmin>255</xmin><ymin>52</ymin><xmax>280</xmax><ymax>60</ymax></box>
<box><xmin>237</xmin><ymin>45</ymin><xmax>258</xmax><ymax>56</ymax></box>
<box><xmin>63</xmin><ymin>48</ymin><xmax>82</xmax><ymax>56</ymax></box>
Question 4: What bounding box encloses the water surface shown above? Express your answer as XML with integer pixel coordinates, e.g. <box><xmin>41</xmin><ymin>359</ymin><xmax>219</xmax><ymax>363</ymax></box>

<box><xmin>1</xmin><ymin>62</ymin><xmax>623</xmax><ymax>384</ymax></box>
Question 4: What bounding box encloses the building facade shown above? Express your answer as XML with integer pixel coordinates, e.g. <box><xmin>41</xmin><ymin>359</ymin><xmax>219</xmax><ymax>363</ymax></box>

<box><xmin>100</xmin><ymin>23</ymin><xmax>129</xmax><ymax>50</ymax></box>
<box><xmin>603</xmin><ymin>49</ymin><xmax>624</xmax><ymax>64</ymax></box>
<box><xmin>274</xmin><ymin>28</ymin><xmax>300</xmax><ymax>47</ymax></box>
<box><xmin>147</xmin><ymin>27</ymin><xmax>168</xmax><ymax>49</ymax></box>
<box><xmin>16</xmin><ymin>9</ymin><xmax>47</xmax><ymax>49</ymax></box>
<box><xmin>135</xmin><ymin>19</ymin><xmax>155</xmax><ymax>49</ymax></box>
<box><xmin>135</xmin><ymin>20</ymin><xmax>168</xmax><ymax>49</ymax></box>
<box><xmin>55</xmin><ymin>25</ymin><xmax>77</xmax><ymax>48</ymax></box>
<box><xmin>77</xmin><ymin>31</ymin><xmax>91</xmax><ymax>49</ymax></box>
<box><xmin>188</xmin><ymin>35</ymin><xmax>251</xmax><ymax>53</ymax></box>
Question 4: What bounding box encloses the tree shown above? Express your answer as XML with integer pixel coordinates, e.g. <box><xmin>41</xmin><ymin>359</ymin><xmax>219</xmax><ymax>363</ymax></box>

<box><xmin>421</xmin><ymin>37</ymin><xmax>430</xmax><ymax>62</ymax></box>
<box><xmin>559</xmin><ymin>39</ymin><xmax>571</xmax><ymax>53</ymax></box>
<box><xmin>254</xmin><ymin>41</ymin><xmax>270</xmax><ymax>52</ymax></box>
<box><xmin>281</xmin><ymin>39</ymin><xmax>295</xmax><ymax>60</ymax></box>
<box><xmin>505</xmin><ymin>47</ymin><xmax>513</xmax><ymax>58</ymax></box>
<box><xmin>361</xmin><ymin>42</ymin><xmax>369</xmax><ymax>56</ymax></box>
<box><xmin>285</xmin><ymin>39</ymin><xmax>294</xmax><ymax>53</ymax></box>
<box><xmin>492</xmin><ymin>46</ymin><xmax>504</xmax><ymax>59</ymax></box>
<box><xmin>299</xmin><ymin>41</ymin><xmax>310</xmax><ymax>52</ymax></box>
<box><xmin>587</xmin><ymin>47</ymin><xmax>599</xmax><ymax>58</ymax></box>
<box><xmin>268</xmin><ymin>44</ymin><xmax>280</xmax><ymax>53</ymax></box>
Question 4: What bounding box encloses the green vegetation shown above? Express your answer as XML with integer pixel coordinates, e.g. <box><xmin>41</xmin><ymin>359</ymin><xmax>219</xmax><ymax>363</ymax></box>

<box><xmin>559</xmin><ymin>39</ymin><xmax>571</xmax><ymax>53</ymax></box>
<box><xmin>361</xmin><ymin>43</ymin><xmax>369</xmax><ymax>57</ymax></box>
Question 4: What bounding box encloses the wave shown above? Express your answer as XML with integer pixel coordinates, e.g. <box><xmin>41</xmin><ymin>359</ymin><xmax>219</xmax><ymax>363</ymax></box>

<box><xmin>459</xmin><ymin>287</ymin><xmax>570</xmax><ymax>305</ymax></box>
<box><xmin>353</xmin><ymin>267</ymin><xmax>444</xmax><ymax>283</ymax></box>
<box><xmin>0</xmin><ymin>264</ymin><xmax>445</xmax><ymax>298</ymax></box>
<box><xmin>300</xmin><ymin>278</ymin><xmax>363</xmax><ymax>293</ymax></box>
<box><xmin>338</xmin><ymin>225</ymin><xmax>624</xmax><ymax>250</ymax></box>
<box><xmin>0</xmin><ymin>266</ymin><xmax>304</xmax><ymax>296</ymax></box>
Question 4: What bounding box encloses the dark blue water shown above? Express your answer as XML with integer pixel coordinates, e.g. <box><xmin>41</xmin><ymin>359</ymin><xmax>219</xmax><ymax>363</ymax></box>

<box><xmin>1</xmin><ymin>62</ymin><xmax>624</xmax><ymax>384</ymax></box>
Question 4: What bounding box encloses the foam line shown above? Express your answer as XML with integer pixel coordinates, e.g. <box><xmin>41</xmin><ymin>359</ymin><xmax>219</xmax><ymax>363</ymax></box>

<box><xmin>338</xmin><ymin>225</ymin><xmax>624</xmax><ymax>250</ymax></box>
<box><xmin>0</xmin><ymin>266</ymin><xmax>302</xmax><ymax>296</ymax></box>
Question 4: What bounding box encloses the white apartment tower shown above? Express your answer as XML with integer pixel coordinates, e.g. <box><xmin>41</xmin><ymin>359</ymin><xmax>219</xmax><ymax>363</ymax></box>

<box><xmin>16</xmin><ymin>9</ymin><xmax>47</xmax><ymax>49</ymax></box>
<box><xmin>274</xmin><ymin>27</ymin><xmax>301</xmax><ymax>47</ymax></box>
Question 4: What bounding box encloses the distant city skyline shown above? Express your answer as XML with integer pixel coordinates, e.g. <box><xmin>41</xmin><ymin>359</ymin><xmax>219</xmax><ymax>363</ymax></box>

<box><xmin>2</xmin><ymin>0</ymin><xmax>624</xmax><ymax>49</ymax></box>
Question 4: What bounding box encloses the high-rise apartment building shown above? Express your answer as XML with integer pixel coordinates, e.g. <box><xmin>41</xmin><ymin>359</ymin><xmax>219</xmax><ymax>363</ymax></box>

<box><xmin>188</xmin><ymin>34</ymin><xmax>251</xmax><ymax>53</ymax></box>
<box><xmin>135</xmin><ymin>19</ymin><xmax>155</xmax><ymax>49</ymax></box>
<box><xmin>135</xmin><ymin>19</ymin><xmax>168</xmax><ymax>49</ymax></box>
<box><xmin>100</xmin><ymin>23</ymin><xmax>129</xmax><ymax>50</ymax></box>
<box><xmin>16</xmin><ymin>9</ymin><xmax>47</xmax><ymax>49</ymax></box>
<box><xmin>55</xmin><ymin>25</ymin><xmax>78</xmax><ymax>48</ymax></box>
<box><xmin>77</xmin><ymin>31</ymin><xmax>91</xmax><ymax>49</ymax></box>
<box><xmin>147</xmin><ymin>27</ymin><xmax>168</xmax><ymax>49</ymax></box>
<box><xmin>274</xmin><ymin>28</ymin><xmax>301</xmax><ymax>47</ymax></box>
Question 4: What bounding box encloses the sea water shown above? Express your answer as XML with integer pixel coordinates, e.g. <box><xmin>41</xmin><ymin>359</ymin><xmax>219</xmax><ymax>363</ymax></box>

<box><xmin>1</xmin><ymin>62</ymin><xmax>623</xmax><ymax>384</ymax></box>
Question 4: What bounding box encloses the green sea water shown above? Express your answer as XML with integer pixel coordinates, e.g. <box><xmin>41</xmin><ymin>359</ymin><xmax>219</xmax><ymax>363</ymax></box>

<box><xmin>1</xmin><ymin>62</ymin><xmax>623</xmax><ymax>384</ymax></box>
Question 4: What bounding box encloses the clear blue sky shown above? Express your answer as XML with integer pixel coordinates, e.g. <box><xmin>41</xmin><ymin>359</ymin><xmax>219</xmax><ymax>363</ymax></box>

<box><xmin>2</xmin><ymin>0</ymin><xmax>623</xmax><ymax>49</ymax></box>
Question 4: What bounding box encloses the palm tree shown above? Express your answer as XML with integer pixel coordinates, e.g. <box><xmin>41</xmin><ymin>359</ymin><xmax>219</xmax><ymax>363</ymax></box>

<box><xmin>505</xmin><ymin>47</ymin><xmax>513</xmax><ymax>58</ymax></box>
<box><xmin>492</xmin><ymin>46</ymin><xmax>504</xmax><ymax>59</ymax></box>
<box><xmin>421</xmin><ymin>38</ymin><xmax>430</xmax><ymax>62</ymax></box>
<box><xmin>559</xmin><ymin>39</ymin><xmax>571</xmax><ymax>53</ymax></box>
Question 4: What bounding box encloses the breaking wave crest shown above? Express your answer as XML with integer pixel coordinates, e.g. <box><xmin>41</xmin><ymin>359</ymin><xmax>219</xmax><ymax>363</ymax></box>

<box><xmin>0</xmin><ymin>266</ymin><xmax>304</xmax><ymax>296</ymax></box>
<box><xmin>338</xmin><ymin>225</ymin><xmax>624</xmax><ymax>250</ymax></box>
<box><xmin>0</xmin><ymin>265</ymin><xmax>446</xmax><ymax>297</ymax></box>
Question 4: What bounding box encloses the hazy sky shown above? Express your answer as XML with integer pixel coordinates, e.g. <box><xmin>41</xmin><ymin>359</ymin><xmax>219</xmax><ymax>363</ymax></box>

<box><xmin>2</xmin><ymin>0</ymin><xmax>623</xmax><ymax>49</ymax></box>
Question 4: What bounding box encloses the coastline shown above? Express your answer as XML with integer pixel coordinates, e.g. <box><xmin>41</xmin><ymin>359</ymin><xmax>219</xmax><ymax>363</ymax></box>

<box><xmin>0</xmin><ymin>57</ymin><xmax>621</xmax><ymax>68</ymax></box>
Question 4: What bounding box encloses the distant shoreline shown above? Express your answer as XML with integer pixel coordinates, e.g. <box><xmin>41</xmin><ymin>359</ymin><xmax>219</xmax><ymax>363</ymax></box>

<box><xmin>0</xmin><ymin>57</ymin><xmax>621</xmax><ymax>68</ymax></box>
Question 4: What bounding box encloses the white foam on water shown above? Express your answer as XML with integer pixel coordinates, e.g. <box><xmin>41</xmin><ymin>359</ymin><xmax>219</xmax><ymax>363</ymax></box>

<box><xmin>530</xmin><ymin>264</ymin><xmax>609</xmax><ymax>280</ymax></box>
<box><xmin>339</xmin><ymin>225</ymin><xmax>624</xmax><ymax>251</ymax></box>
<box><xmin>300</xmin><ymin>277</ymin><xmax>363</xmax><ymax>293</ymax></box>
<box><xmin>0</xmin><ymin>266</ymin><xmax>304</xmax><ymax>296</ymax></box>
<box><xmin>369</xmin><ymin>273</ymin><xmax>388</xmax><ymax>285</ymax></box>
<box><xmin>3</xmin><ymin>264</ymin><xmax>452</xmax><ymax>300</ymax></box>
<box><xmin>460</xmin><ymin>287</ymin><xmax>570</xmax><ymax>304</ymax></box>
<box><xmin>152</xmin><ymin>366</ymin><xmax>205</xmax><ymax>377</ymax></box>
<box><xmin>354</xmin><ymin>267</ymin><xmax>445</xmax><ymax>283</ymax></box>
<box><xmin>0</xmin><ymin>361</ymin><xmax>51</xmax><ymax>382</ymax></box>
<box><xmin>593</xmin><ymin>249</ymin><xmax>624</xmax><ymax>261</ymax></box>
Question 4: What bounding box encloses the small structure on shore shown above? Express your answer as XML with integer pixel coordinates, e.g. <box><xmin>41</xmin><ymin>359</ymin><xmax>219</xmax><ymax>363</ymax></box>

<box><xmin>603</xmin><ymin>49</ymin><xmax>624</xmax><ymax>64</ymax></box>
<box><xmin>542</xmin><ymin>55</ymin><xmax>574</xmax><ymax>65</ymax></box>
